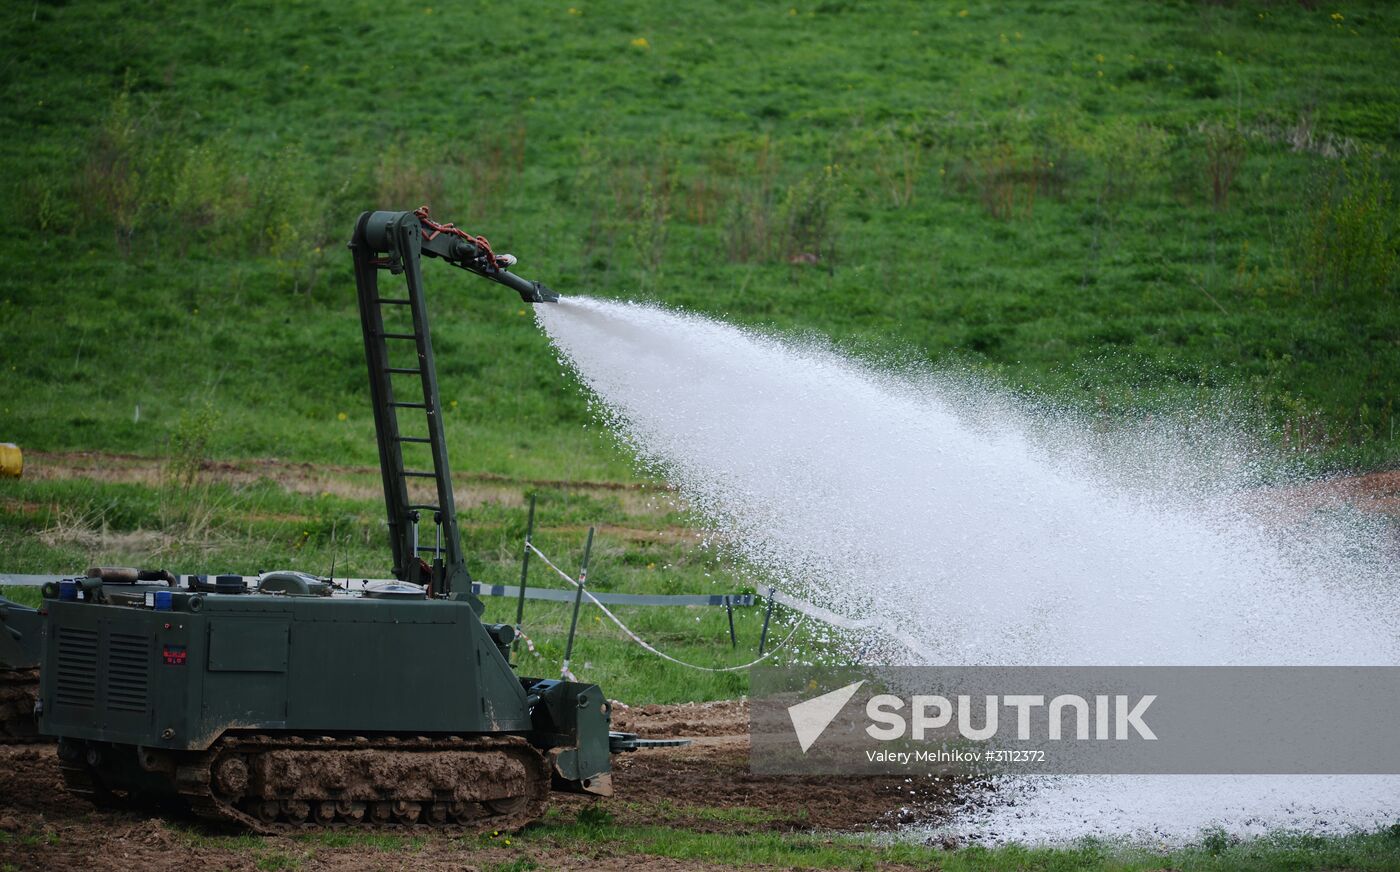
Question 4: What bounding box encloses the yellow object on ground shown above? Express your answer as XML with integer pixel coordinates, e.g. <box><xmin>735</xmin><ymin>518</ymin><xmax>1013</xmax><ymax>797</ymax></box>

<box><xmin>0</xmin><ymin>443</ymin><xmax>22</xmax><ymax>478</ymax></box>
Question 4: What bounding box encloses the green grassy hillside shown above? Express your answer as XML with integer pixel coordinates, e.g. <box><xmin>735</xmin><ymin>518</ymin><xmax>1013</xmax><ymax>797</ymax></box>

<box><xmin>2</xmin><ymin>0</ymin><xmax>1397</xmax><ymax>477</ymax></box>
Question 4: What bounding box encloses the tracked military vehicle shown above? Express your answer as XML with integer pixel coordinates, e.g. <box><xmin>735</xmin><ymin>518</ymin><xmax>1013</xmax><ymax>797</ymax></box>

<box><xmin>19</xmin><ymin>209</ymin><xmax>673</xmax><ymax>832</ymax></box>
<box><xmin>0</xmin><ymin>595</ymin><xmax>42</xmax><ymax>743</ymax></box>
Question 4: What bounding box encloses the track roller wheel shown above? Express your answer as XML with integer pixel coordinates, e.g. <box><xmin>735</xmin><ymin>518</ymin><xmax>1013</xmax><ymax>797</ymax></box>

<box><xmin>314</xmin><ymin>801</ymin><xmax>337</xmax><ymax>824</ymax></box>
<box><xmin>282</xmin><ymin>800</ymin><xmax>310</xmax><ymax>822</ymax></box>
<box><xmin>392</xmin><ymin>800</ymin><xmax>421</xmax><ymax>824</ymax></box>
<box><xmin>250</xmin><ymin>800</ymin><xmax>281</xmax><ymax>823</ymax></box>
<box><xmin>370</xmin><ymin>801</ymin><xmax>393</xmax><ymax>824</ymax></box>
<box><xmin>336</xmin><ymin>800</ymin><xmax>366</xmax><ymax>823</ymax></box>
<box><xmin>213</xmin><ymin>756</ymin><xmax>249</xmax><ymax>798</ymax></box>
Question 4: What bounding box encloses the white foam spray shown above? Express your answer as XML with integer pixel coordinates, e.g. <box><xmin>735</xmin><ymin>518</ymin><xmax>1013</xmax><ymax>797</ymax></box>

<box><xmin>535</xmin><ymin>296</ymin><xmax>1400</xmax><ymax>843</ymax></box>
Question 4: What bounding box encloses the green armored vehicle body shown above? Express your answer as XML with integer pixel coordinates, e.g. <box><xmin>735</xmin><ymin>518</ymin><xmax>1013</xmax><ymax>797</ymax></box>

<box><xmin>25</xmin><ymin>210</ymin><xmax>673</xmax><ymax>831</ymax></box>
<box><xmin>39</xmin><ymin>580</ymin><xmax>613</xmax><ymax>829</ymax></box>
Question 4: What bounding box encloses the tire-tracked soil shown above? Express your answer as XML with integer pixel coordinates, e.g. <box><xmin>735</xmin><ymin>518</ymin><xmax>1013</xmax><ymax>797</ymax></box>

<box><xmin>0</xmin><ymin>700</ymin><xmax>959</xmax><ymax>871</ymax></box>
<box><xmin>577</xmin><ymin>700</ymin><xmax>963</xmax><ymax>832</ymax></box>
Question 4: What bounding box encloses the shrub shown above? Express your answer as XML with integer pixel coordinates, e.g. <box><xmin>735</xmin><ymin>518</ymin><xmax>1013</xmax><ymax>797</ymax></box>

<box><xmin>981</xmin><ymin>147</ymin><xmax>1047</xmax><ymax>220</ymax></box>
<box><xmin>779</xmin><ymin>164</ymin><xmax>841</xmax><ymax>264</ymax></box>
<box><xmin>867</xmin><ymin>127</ymin><xmax>923</xmax><ymax>208</ymax></box>
<box><xmin>167</xmin><ymin>401</ymin><xmax>220</xmax><ymax>490</ymax></box>
<box><xmin>69</xmin><ymin>79</ymin><xmax>333</xmax><ymax>289</ymax></box>
<box><xmin>629</xmin><ymin>179</ymin><xmax>670</xmax><ymax>289</ymax></box>
<box><xmin>1202</xmin><ymin>122</ymin><xmax>1245</xmax><ymax>209</ymax></box>
<box><xmin>1085</xmin><ymin>120</ymin><xmax>1169</xmax><ymax>203</ymax></box>
<box><xmin>1296</xmin><ymin>154</ymin><xmax>1398</xmax><ymax>298</ymax></box>
<box><xmin>252</xmin><ymin>144</ymin><xmax>329</xmax><ymax>294</ymax></box>
<box><xmin>79</xmin><ymin>76</ymin><xmax>148</xmax><ymax>252</ymax></box>
<box><xmin>160</xmin><ymin>140</ymin><xmax>250</xmax><ymax>256</ymax></box>
<box><xmin>719</xmin><ymin>137</ymin><xmax>781</xmax><ymax>263</ymax></box>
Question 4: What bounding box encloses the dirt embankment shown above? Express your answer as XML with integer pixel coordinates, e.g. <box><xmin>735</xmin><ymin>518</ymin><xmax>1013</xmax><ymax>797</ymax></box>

<box><xmin>0</xmin><ymin>699</ymin><xmax>959</xmax><ymax>871</ymax></box>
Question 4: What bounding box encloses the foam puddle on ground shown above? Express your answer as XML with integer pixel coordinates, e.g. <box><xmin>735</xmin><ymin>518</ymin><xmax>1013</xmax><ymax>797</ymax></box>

<box><xmin>535</xmin><ymin>295</ymin><xmax>1399</xmax><ymax>844</ymax></box>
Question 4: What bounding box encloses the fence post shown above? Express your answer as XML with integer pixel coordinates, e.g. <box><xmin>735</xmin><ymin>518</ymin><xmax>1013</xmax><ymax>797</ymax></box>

<box><xmin>562</xmin><ymin>526</ymin><xmax>594</xmax><ymax>679</ymax></box>
<box><xmin>725</xmin><ymin>596</ymin><xmax>737</xmax><ymax>649</ymax></box>
<box><xmin>512</xmin><ymin>494</ymin><xmax>536</xmax><ymax>662</ymax></box>
<box><xmin>758</xmin><ymin>586</ymin><xmax>776</xmax><ymax>655</ymax></box>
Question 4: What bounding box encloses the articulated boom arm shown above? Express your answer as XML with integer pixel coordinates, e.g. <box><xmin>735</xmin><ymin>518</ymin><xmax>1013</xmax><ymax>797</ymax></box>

<box><xmin>349</xmin><ymin>209</ymin><xmax>557</xmax><ymax>600</ymax></box>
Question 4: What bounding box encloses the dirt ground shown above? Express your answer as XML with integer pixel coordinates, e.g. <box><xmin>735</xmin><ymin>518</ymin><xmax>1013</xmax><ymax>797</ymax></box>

<box><xmin>19</xmin><ymin>449</ymin><xmax>1400</xmax><ymax>533</ymax></box>
<box><xmin>0</xmin><ymin>700</ymin><xmax>960</xmax><ymax>871</ymax></box>
<box><xmin>19</xmin><ymin>450</ymin><xmax>670</xmax><ymax>516</ymax></box>
<box><xmin>597</xmin><ymin>700</ymin><xmax>962</xmax><ymax>831</ymax></box>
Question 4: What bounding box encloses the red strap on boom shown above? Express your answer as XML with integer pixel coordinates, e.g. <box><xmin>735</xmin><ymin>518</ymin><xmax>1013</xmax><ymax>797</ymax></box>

<box><xmin>413</xmin><ymin>205</ymin><xmax>498</xmax><ymax>270</ymax></box>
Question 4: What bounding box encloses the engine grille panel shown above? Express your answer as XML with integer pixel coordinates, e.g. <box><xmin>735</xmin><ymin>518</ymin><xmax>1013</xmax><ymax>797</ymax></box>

<box><xmin>106</xmin><ymin>632</ymin><xmax>150</xmax><ymax>713</ymax></box>
<box><xmin>54</xmin><ymin>627</ymin><xmax>98</xmax><ymax>708</ymax></box>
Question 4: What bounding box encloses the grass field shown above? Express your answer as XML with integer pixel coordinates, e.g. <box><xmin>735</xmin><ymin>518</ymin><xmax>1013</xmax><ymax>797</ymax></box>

<box><xmin>1</xmin><ymin>0</ymin><xmax>1397</xmax><ymax>474</ymax></box>
<box><xmin>3</xmin><ymin>0</ymin><xmax>1399</xmax><ymax>867</ymax></box>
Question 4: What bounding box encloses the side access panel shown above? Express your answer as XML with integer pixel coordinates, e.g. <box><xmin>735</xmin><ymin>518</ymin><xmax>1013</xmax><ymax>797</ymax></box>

<box><xmin>39</xmin><ymin>604</ymin><xmax>162</xmax><ymax>740</ymax></box>
<box><xmin>203</xmin><ymin>618</ymin><xmax>290</xmax><ymax>727</ymax></box>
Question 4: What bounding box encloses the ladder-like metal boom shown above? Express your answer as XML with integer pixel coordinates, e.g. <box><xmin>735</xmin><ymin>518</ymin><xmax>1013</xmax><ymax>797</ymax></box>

<box><xmin>348</xmin><ymin>209</ymin><xmax>557</xmax><ymax>602</ymax></box>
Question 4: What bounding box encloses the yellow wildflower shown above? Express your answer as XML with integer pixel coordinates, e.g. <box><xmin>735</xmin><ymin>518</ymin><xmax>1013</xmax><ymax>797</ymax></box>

<box><xmin>337</xmin><ymin>412</ymin><xmax>347</xmax><ymax>421</ymax></box>
<box><xmin>957</xmin><ymin>8</ymin><xmax>969</xmax><ymax>17</ymax></box>
<box><xmin>630</xmin><ymin>36</ymin><xmax>650</xmax><ymax>49</ymax></box>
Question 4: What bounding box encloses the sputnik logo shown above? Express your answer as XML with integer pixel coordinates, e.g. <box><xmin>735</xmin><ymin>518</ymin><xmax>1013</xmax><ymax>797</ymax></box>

<box><xmin>787</xmin><ymin>680</ymin><xmax>865</xmax><ymax>753</ymax></box>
